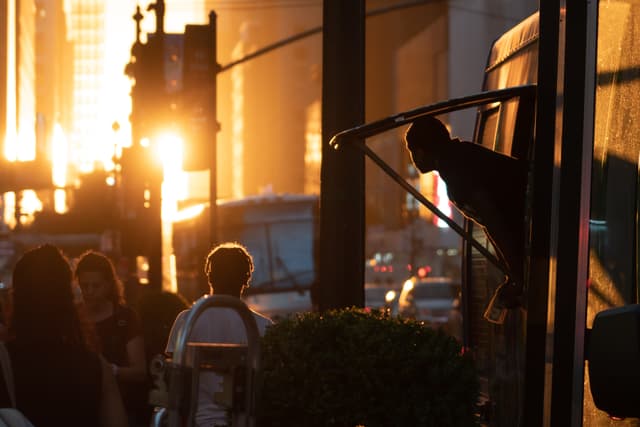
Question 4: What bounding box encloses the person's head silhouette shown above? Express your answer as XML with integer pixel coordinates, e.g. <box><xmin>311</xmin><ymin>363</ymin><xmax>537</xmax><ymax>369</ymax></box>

<box><xmin>13</xmin><ymin>244</ymin><xmax>74</xmax><ymax>314</ymax></box>
<box><xmin>404</xmin><ymin>116</ymin><xmax>452</xmax><ymax>174</ymax></box>
<box><xmin>204</xmin><ymin>242</ymin><xmax>254</xmax><ymax>297</ymax></box>
<box><xmin>11</xmin><ymin>244</ymin><xmax>92</xmax><ymax>345</ymax></box>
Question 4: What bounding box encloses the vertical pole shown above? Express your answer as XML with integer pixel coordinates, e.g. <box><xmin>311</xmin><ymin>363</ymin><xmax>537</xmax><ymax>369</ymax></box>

<box><xmin>155</xmin><ymin>0</ymin><xmax>164</xmax><ymax>34</ymax></box>
<box><xmin>549</xmin><ymin>0</ymin><xmax>595</xmax><ymax>424</ymax></box>
<box><xmin>524</xmin><ymin>3</ymin><xmax>560</xmax><ymax>423</ymax></box>
<box><xmin>209</xmin><ymin>11</ymin><xmax>219</xmax><ymax>247</ymax></box>
<box><xmin>319</xmin><ymin>1</ymin><xmax>365</xmax><ymax>310</ymax></box>
<box><xmin>148</xmin><ymin>0</ymin><xmax>165</xmax><ymax>291</ymax></box>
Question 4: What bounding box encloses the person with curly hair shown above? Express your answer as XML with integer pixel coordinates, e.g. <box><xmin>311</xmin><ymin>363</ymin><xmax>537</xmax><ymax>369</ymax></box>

<box><xmin>75</xmin><ymin>250</ymin><xmax>148</xmax><ymax>426</ymax></box>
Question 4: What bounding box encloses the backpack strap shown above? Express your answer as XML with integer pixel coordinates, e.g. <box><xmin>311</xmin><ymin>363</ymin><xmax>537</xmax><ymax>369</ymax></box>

<box><xmin>114</xmin><ymin>305</ymin><xmax>129</xmax><ymax>328</ymax></box>
<box><xmin>0</xmin><ymin>343</ymin><xmax>15</xmax><ymax>408</ymax></box>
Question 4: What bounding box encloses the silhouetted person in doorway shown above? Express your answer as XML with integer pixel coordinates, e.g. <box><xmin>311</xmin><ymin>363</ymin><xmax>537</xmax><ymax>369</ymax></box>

<box><xmin>405</xmin><ymin>115</ymin><xmax>529</xmax><ymax>323</ymax></box>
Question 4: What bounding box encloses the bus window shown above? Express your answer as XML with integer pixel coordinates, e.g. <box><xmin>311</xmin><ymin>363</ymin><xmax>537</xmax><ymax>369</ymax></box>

<box><xmin>477</xmin><ymin>105</ymin><xmax>501</xmax><ymax>148</ymax></box>
<box><xmin>583</xmin><ymin>2</ymin><xmax>640</xmax><ymax>424</ymax></box>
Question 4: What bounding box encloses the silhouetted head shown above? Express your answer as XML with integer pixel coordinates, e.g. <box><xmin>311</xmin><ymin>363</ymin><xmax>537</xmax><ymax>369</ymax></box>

<box><xmin>75</xmin><ymin>250</ymin><xmax>125</xmax><ymax>306</ymax></box>
<box><xmin>204</xmin><ymin>242</ymin><xmax>254</xmax><ymax>297</ymax></box>
<box><xmin>137</xmin><ymin>291</ymin><xmax>189</xmax><ymax>359</ymax></box>
<box><xmin>404</xmin><ymin>116</ymin><xmax>452</xmax><ymax>173</ymax></box>
<box><xmin>11</xmin><ymin>244</ymin><xmax>86</xmax><ymax>345</ymax></box>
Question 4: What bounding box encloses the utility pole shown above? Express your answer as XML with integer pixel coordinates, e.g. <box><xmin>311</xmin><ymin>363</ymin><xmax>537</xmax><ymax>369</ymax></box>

<box><xmin>319</xmin><ymin>1</ymin><xmax>365</xmax><ymax>310</ymax></box>
<box><xmin>147</xmin><ymin>0</ymin><xmax>165</xmax><ymax>292</ymax></box>
<box><xmin>208</xmin><ymin>11</ymin><xmax>219</xmax><ymax>247</ymax></box>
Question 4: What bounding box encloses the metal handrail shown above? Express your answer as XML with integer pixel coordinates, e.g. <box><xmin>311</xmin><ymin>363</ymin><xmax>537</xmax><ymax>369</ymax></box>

<box><xmin>329</xmin><ymin>84</ymin><xmax>536</xmax><ymax>147</ymax></box>
<box><xmin>162</xmin><ymin>295</ymin><xmax>261</xmax><ymax>427</ymax></box>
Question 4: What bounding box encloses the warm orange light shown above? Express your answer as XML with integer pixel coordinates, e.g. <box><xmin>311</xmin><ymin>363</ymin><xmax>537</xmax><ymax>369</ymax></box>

<box><xmin>231</xmin><ymin>62</ymin><xmax>245</xmax><ymax>198</ymax></box>
<box><xmin>434</xmin><ymin>172</ymin><xmax>452</xmax><ymax>228</ymax></box>
<box><xmin>4</xmin><ymin>0</ymin><xmax>16</xmax><ymax>161</ymax></box>
<box><xmin>3</xmin><ymin>193</ymin><xmax>16</xmax><ymax>229</ymax></box>
<box><xmin>402</xmin><ymin>279</ymin><xmax>414</xmax><ymax>293</ymax></box>
<box><xmin>52</xmin><ymin>123</ymin><xmax>68</xmax><ymax>187</ymax></box>
<box><xmin>385</xmin><ymin>290</ymin><xmax>397</xmax><ymax>303</ymax></box>
<box><xmin>172</xmin><ymin>203</ymin><xmax>206</xmax><ymax>223</ymax></box>
<box><xmin>155</xmin><ymin>132</ymin><xmax>188</xmax><ymax>221</ymax></box>
<box><xmin>417</xmin><ymin>266</ymin><xmax>431</xmax><ymax>278</ymax></box>
<box><xmin>136</xmin><ymin>256</ymin><xmax>150</xmax><ymax>285</ymax></box>
<box><xmin>155</xmin><ymin>133</ymin><xmax>183</xmax><ymax>170</ymax></box>
<box><xmin>54</xmin><ymin>189</ymin><xmax>68</xmax><ymax>214</ymax></box>
<box><xmin>19</xmin><ymin>190</ymin><xmax>43</xmax><ymax>225</ymax></box>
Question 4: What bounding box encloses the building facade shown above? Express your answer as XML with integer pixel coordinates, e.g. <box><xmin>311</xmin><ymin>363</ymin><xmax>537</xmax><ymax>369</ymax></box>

<box><xmin>35</xmin><ymin>0</ymin><xmax>73</xmax><ymax>181</ymax></box>
<box><xmin>68</xmin><ymin>0</ymin><xmax>104</xmax><ymax>174</ymax></box>
<box><xmin>0</xmin><ymin>0</ymin><xmax>37</xmax><ymax>162</ymax></box>
<box><xmin>0</xmin><ymin>0</ymin><xmax>39</xmax><ymax>230</ymax></box>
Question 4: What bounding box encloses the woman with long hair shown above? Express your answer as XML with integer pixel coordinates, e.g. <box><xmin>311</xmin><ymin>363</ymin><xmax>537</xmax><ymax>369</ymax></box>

<box><xmin>4</xmin><ymin>244</ymin><xmax>126</xmax><ymax>426</ymax></box>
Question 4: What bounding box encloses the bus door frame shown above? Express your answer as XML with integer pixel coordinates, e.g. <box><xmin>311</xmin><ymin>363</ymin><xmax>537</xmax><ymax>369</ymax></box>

<box><xmin>528</xmin><ymin>2</ymin><xmax>598</xmax><ymax>426</ymax></box>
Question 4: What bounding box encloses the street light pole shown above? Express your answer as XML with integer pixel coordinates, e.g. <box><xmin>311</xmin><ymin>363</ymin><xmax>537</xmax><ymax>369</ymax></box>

<box><xmin>147</xmin><ymin>0</ymin><xmax>165</xmax><ymax>291</ymax></box>
<box><xmin>208</xmin><ymin>11</ymin><xmax>219</xmax><ymax>247</ymax></box>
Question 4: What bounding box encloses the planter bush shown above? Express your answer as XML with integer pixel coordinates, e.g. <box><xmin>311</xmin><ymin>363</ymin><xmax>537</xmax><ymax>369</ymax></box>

<box><xmin>257</xmin><ymin>308</ymin><xmax>479</xmax><ymax>427</ymax></box>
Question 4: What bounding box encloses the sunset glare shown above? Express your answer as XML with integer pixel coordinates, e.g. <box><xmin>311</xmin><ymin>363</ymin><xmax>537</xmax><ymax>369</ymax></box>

<box><xmin>156</xmin><ymin>133</ymin><xmax>188</xmax><ymax>220</ymax></box>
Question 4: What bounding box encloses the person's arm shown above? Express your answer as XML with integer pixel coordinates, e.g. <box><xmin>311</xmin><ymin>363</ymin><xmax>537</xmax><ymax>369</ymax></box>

<box><xmin>113</xmin><ymin>334</ymin><xmax>147</xmax><ymax>382</ymax></box>
<box><xmin>99</xmin><ymin>356</ymin><xmax>128</xmax><ymax>427</ymax></box>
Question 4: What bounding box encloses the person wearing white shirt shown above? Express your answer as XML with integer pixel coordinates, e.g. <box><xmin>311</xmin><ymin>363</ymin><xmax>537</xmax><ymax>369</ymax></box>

<box><xmin>165</xmin><ymin>242</ymin><xmax>272</xmax><ymax>427</ymax></box>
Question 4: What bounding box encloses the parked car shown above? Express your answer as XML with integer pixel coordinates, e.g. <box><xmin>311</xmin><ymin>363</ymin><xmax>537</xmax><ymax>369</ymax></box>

<box><xmin>397</xmin><ymin>276</ymin><xmax>461</xmax><ymax>329</ymax></box>
<box><xmin>364</xmin><ymin>282</ymin><xmax>400</xmax><ymax>313</ymax></box>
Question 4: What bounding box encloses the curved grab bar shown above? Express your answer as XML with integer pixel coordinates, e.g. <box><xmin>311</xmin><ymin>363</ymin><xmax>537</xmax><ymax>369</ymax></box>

<box><xmin>167</xmin><ymin>295</ymin><xmax>261</xmax><ymax>427</ymax></box>
<box><xmin>329</xmin><ymin>84</ymin><xmax>536</xmax><ymax>148</ymax></box>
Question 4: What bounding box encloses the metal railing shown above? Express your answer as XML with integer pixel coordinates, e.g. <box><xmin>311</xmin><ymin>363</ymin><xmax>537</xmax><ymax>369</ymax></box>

<box><xmin>151</xmin><ymin>295</ymin><xmax>261</xmax><ymax>427</ymax></box>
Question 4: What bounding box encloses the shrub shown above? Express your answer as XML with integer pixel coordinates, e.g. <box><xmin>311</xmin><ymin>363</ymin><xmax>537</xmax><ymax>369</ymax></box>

<box><xmin>257</xmin><ymin>308</ymin><xmax>479</xmax><ymax>427</ymax></box>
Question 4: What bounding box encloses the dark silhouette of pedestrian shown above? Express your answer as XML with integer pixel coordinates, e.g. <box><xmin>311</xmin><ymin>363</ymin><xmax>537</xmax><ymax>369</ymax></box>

<box><xmin>137</xmin><ymin>290</ymin><xmax>189</xmax><ymax>367</ymax></box>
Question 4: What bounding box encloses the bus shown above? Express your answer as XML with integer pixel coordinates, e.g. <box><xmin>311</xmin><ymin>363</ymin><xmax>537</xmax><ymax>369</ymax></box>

<box><xmin>331</xmin><ymin>2</ymin><xmax>640</xmax><ymax>426</ymax></box>
<box><xmin>172</xmin><ymin>194</ymin><xmax>319</xmax><ymax>318</ymax></box>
